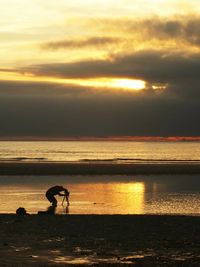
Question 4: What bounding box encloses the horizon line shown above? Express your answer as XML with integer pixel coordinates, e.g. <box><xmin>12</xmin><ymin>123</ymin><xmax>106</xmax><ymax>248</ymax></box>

<box><xmin>0</xmin><ymin>136</ymin><xmax>200</xmax><ymax>142</ymax></box>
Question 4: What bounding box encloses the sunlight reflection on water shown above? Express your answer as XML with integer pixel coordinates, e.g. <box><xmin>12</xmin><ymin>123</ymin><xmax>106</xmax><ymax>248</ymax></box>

<box><xmin>0</xmin><ymin>175</ymin><xmax>200</xmax><ymax>215</ymax></box>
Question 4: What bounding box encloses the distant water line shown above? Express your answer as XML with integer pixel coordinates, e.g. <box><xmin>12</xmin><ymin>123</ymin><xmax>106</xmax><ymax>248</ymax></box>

<box><xmin>0</xmin><ymin>141</ymin><xmax>200</xmax><ymax>163</ymax></box>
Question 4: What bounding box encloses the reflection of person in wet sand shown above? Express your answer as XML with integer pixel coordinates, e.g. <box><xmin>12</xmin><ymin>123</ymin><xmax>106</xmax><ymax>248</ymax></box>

<box><xmin>46</xmin><ymin>185</ymin><xmax>70</xmax><ymax>207</ymax></box>
<box><xmin>46</xmin><ymin>205</ymin><xmax>56</xmax><ymax>214</ymax></box>
<box><xmin>38</xmin><ymin>204</ymin><xmax>69</xmax><ymax>215</ymax></box>
<box><xmin>38</xmin><ymin>205</ymin><xmax>57</xmax><ymax>215</ymax></box>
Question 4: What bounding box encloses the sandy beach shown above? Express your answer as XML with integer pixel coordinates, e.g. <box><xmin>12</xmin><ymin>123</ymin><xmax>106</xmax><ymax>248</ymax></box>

<box><xmin>1</xmin><ymin>161</ymin><xmax>200</xmax><ymax>175</ymax></box>
<box><xmin>0</xmin><ymin>214</ymin><xmax>199</xmax><ymax>266</ymax></box>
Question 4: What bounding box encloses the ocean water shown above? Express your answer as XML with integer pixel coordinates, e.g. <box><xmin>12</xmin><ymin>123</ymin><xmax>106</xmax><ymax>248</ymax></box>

<box><xmin>0</xmin><ymin>175</ymin><xmax>199</xmax><ymax>215</ymax></box>
<box><xmin>0</xmin><ymin>141</ymin><xmax>200</xmax><ymax>215</ymax></box>
<box><xmin>0</xmin><ymin>141</ymin><xmax>200</xmax><ymax>162</ymax></box>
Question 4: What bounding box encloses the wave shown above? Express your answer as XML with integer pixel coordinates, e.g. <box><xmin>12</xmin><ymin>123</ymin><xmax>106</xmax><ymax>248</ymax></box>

<box><xmin>44</xmin><ymin>151</ymin><xmax>96</xmax><ymax>154</ymax></box>
<box><xmin>0</xmin><ymin>157</ymin><xmax>47</xmax><ymax>161</ymax></box>
<box><xmin>79</xmin><ymin>158</ymin><xmax>200</xmax><ymax>163</ymax></box>
<box><xmin>1</xmin><ymin>157</ymin><xmax>200</xmax><ymax>163</ymax></box>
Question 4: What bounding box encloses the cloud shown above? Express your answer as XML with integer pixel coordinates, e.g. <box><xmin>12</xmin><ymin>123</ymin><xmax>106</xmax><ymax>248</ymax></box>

<box><xmin>0</xmin><ymin>80</ymin><xmax>85</xmax><ymax>98</ymax></box>
<box><xmin>38</xmin><ymin>16</ymin><xmax>200</xmax><ymax>55</ymax></box>
<box><xmin>86</xmin><ymin>16</ymin><xmax>200</xmax><ymax>49</ymax></box>
<box><xmin>0</xmin><ymin>76</ymin><xmax>199</xmax><ymax>137</ymax></box>
<box><xmin>2</xmin><ymin>13</ymin><xmax>200</xmax><ymax>137</ymax></box>
<box><xmin>41</xmin><ymin>37</ymin><xmax>120</xmax><ymax>50</ymax></box>
<box><xmin>1</xmin><ymin>5</ymin><xmax>200</xmax><ymax>137</ymax></box>
<box><xmin>22</xmin><ymin>49</ymin><xmax>200</xmax><ymax>90</ymax></box>
<box><xmin>139</xmin><ymin>16</ymin><xmax>200</xmax><ymax>47</ymax></box>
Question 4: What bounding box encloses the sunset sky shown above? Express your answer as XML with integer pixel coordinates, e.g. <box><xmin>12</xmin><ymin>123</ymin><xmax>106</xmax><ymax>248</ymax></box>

<box><xmin>0</xmin><ymin>0</ymin><xmax>200</xmax><ymax>138</ymax></box>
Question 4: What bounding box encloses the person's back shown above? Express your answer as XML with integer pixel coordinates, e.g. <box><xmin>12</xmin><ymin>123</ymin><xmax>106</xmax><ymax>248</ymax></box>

<box><xmin>46</xmin><ymin>185</ymin><xmax>65</xmax><ymax>196</ymax></box>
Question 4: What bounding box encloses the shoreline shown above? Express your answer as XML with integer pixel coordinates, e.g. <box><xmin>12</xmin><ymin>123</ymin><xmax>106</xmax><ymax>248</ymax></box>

<box><xmin>0</xmin><ymin>214</ymin><xmax>199</xmax><ymax>266</ymax></box>
<box><xmin>1</xmin><ymin>161</ymin><xmax>200</xmax><ymax>175</ymax></box>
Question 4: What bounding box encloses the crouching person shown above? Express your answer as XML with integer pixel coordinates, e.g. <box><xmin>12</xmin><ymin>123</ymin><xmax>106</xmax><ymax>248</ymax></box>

<box><xmin>46</xmin><ymin>185</ymin><xmax>70</xmax><ymax>207</ymax></box>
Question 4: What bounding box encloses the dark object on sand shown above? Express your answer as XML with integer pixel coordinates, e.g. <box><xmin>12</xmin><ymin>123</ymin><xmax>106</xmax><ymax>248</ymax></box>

<box><xmin>16</xmin><ymin>207</ymin><xmax>27</xmax><ymax>216</ymax></box>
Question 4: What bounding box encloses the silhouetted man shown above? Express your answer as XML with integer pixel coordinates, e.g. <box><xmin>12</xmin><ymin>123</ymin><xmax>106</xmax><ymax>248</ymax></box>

<box><xmin>46</xmin><ymin>185</ymin><xmax>70</xmax><ymax>206</ymax></box>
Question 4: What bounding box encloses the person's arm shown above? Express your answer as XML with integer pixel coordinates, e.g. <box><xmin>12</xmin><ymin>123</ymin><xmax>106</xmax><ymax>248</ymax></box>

<box><xmin>58</xmin><ymin>189</ymin><xmax>69</xmax><ymax>198</ymax></box>
<box><xmin>58</xmin><ymin>191</ymin><xmax>65</xmax><ymax>196</ymax></box>
<box><xmin>58</xmin><ymin>186</ymin><xmax>66</xmax><ymax>196</ymax></box>
<box><xmin>59</xmin><ymin>190</ymin><xmax>70</xmax><ymax>205</ymax></box>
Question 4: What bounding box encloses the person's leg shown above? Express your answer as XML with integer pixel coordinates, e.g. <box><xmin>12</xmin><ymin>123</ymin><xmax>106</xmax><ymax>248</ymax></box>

<box><xmin>46</xmin><ymin>193</ymin><xmax>57</xmax><ymax>206</ymax></box>
<box><xmin>51</xmin><ymin>196</ymin><xmax>57</xmax><ymax>206</ymax></box>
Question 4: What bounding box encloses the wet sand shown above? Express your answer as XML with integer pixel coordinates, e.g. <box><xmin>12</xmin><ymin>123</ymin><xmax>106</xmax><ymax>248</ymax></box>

<box><xmin>0</xmin><ymin>214</ymin><xmax>200</xmax><ymax>266</ymax></box>
<box><xmin>1</xmin><ymin>161</ymin><xmax>200</xmax><ymax>175</ymax></box>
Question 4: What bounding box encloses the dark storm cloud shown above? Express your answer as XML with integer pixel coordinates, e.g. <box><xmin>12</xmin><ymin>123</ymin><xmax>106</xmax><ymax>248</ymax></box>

<box><xmin>41</xmin><ymin>37</ymin><xmax>120</xmax><ymax>50</ymax></box>
<box><xmin>0</xmin><ymin>77</ymin><xmax>200</xmax><ymax>137</ymax></box>
<box><xmin>22</xmin><ymin>49</ymin><xmax>200</xmax><ymax>89</ymax></box>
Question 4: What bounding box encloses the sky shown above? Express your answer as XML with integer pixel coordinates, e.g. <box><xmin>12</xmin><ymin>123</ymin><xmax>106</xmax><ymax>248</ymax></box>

<box><xmin>0</xmin><ymin>0</ymin><xmax>200</xmax><ymax>138</ymax></box>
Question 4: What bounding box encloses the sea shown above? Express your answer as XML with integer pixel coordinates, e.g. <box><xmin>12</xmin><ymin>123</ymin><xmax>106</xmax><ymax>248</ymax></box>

<box><xmin>0</xmin><ymin>141</ymin><xmax>200</xmax><ymax>215</ymax></box>
<box><xmin>0</xmin><ymin>140</ymin><xmax>200</xmax><ymax>163</ymax></box>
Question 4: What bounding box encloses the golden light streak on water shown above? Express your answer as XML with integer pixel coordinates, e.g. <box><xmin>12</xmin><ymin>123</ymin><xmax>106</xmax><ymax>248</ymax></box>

<box><xmin>112</xmin><ymin>183</ymin><xmax>145</xmax><ymax>214</ymax></box>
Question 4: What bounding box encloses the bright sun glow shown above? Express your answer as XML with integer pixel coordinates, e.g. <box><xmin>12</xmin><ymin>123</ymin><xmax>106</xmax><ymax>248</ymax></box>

<box><xmin>103</xmin><ymin>78</ymin><xmax>146</xmax><ymax>90</ymax></box>
<box><xmin>0</xmin><ymin>71</ymin><xmax>146</xmax><ymax>91</ymax></box>
<box><xmin>73</xmin><ymin>78</ymin><xmax>146</xmax><ymax>90</ymax></box>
